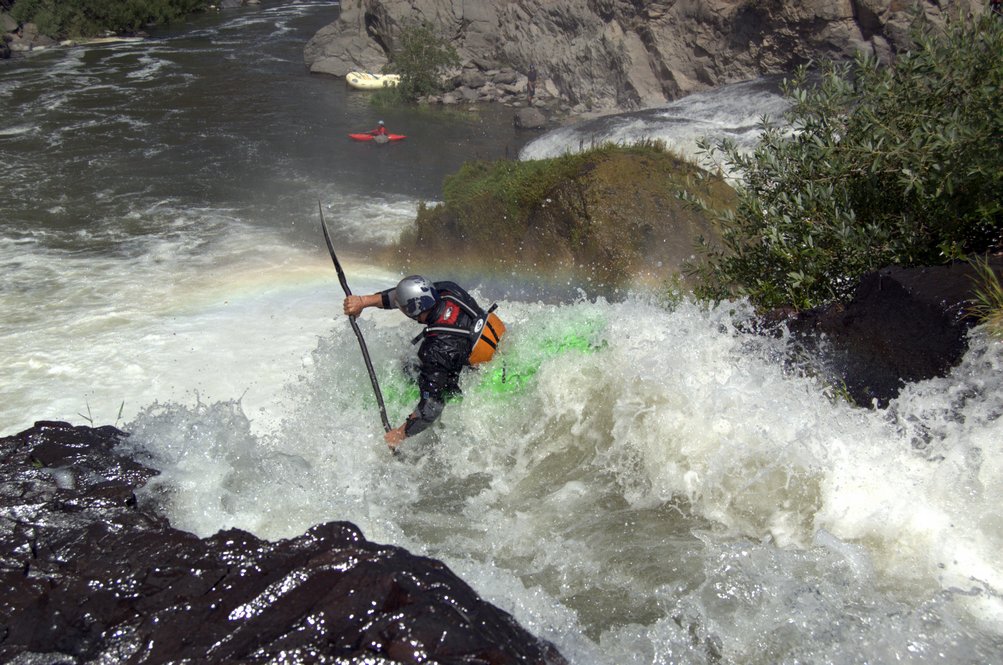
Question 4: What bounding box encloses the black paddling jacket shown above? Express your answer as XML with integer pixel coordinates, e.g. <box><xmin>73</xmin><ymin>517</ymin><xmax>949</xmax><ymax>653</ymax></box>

<box><xmin>379</xmin><ymin>281</ymin><xmax>484</xmax><ymax>437</ymax></box>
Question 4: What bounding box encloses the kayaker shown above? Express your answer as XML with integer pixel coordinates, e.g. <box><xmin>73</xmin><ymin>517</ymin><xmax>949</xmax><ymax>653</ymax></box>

<box><xmin>369</xmin><ymin>120</ymin><xmax>388</xmax><ymax>136</ymax></box>
<box><xmin>343</xmin><ymin>275</ymin><xmax>505</xmax><ymax>449</ymax></box>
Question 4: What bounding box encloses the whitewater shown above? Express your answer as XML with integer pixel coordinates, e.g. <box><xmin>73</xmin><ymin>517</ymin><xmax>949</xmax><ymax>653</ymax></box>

<box><xmin>1</xmin><ymin>2</ymin><xmax>1001</xmax><ymax>663</ymax></box>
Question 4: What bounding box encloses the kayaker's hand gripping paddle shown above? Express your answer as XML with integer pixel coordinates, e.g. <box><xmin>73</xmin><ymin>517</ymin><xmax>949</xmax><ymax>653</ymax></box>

<box><xmin>319</xmin><ymin>201</ymin><xmax>392</xmax><ymax>433</ymax></box>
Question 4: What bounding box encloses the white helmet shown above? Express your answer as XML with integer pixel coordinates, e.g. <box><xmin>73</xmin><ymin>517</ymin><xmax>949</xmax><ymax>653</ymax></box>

<box><xmin>395</xmin><ymin>275</ymin><xmax>438</xmax><ymax>318</ymax></box>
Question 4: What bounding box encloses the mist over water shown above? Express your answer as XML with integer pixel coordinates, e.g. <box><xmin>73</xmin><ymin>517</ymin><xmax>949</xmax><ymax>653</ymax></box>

<box><xmin>3</xmin><ymin>3</ymin><xmax>1002</xmax><ymax>663</ymax></box>
<box><xmin>0</xmin><ymin>0</ymin><xmax>527</xmax><ymax>434</ymax></box>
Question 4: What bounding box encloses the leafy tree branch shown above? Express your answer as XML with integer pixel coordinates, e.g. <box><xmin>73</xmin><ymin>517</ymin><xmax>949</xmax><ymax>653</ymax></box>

<box><xmin>687</xmin><ymin>13</ymin><xmax>1002</xmax><ymax>311</ymax></box>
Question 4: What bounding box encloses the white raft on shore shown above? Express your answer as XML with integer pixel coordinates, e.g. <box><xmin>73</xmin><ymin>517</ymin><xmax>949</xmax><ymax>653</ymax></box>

<box><xmin>345</xmin><ymin>71</ymin><xmax>401</xmax><ymax>90</ymax></box>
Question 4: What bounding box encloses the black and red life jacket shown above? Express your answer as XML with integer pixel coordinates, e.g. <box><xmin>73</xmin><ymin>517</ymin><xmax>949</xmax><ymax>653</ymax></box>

<box><xmin>412</xmin><ymin>292</ymin><xmax>506</xmax><ymax>365</ymax></box>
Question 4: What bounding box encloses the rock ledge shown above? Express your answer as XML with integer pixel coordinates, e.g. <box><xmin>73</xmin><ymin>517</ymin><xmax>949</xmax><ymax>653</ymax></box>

<box><xmin>0</xmin><ymin>421</ymin><xmax>566</xmax><ymax>664</ymax></box>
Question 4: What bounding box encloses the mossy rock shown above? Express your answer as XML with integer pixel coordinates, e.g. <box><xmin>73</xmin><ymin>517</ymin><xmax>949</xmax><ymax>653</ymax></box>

<box><xmin>392</xmin><ymin>143</ymin><xmax>734</xmax><ymax>291</ymax></box>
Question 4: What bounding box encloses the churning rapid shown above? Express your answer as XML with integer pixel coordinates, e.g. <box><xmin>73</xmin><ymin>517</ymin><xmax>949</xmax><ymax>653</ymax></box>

<box><xmin>2</xmin><ymin>2</ymin><xmax>1001</xmax><ymax>663</ymax></box>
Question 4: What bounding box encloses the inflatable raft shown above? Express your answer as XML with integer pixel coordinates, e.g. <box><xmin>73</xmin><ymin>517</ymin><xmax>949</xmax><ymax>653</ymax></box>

<box><xmin>345</xmin><ymin>72</ymin><xmax>401</xmax><ymax>90</ymax></box>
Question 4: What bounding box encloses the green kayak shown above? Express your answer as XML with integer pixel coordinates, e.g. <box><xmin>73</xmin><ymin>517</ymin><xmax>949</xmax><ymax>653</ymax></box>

<box><xmin>377</xmin><ymin>318</ymin><xmax>605</xmax><ymax>411</ymax></box>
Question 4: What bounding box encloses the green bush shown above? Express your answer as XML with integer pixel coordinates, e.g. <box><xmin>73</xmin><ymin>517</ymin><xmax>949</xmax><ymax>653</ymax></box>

<box><xmin>9</xmin><ymin>0</ymin><xmax>211</xmax><ymax>39</ymax></box>
<box><xmin>687</xmin><ymin>13</ymin><xmax>1003</xmax><ymax>310</ymax></box>
<box><xmin>381</xmin><ymin>20</ymin><xmax>459</xmax><ymax>103</ymax></box>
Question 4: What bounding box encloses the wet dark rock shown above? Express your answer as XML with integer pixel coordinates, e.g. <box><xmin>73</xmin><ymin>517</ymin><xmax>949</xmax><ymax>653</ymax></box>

<box><xmin>0</xmin><ymin>422</ymin><xmax>567</xmax><ymax>664</ymax></box>
<box><xmin>783</xmin><ymin>259</ymin><xmax>1003</xmax><ymax>407</ymax></box>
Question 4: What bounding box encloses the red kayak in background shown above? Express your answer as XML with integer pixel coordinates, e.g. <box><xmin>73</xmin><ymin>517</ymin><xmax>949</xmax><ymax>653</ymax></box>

<box><xmin>349</xmin><ymin>133</ymin><xmax>406</xmax><ymax>142</ymax></box>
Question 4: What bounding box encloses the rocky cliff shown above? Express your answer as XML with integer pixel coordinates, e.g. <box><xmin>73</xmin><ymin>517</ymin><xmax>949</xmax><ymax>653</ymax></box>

<box><xmin>304</xmin><ymin>0</ymin><xmax>984</xmax><ymax>114</ymax></box>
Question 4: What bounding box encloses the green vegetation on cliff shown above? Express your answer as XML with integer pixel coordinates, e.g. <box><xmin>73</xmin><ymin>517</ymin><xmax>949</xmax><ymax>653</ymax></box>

<box><xmin>6</xmin><ymin>0</ymin><xmax>210</xmax><ymax>39</ymax></box>
<box><xmin>392</xmin><ymin>142</ymin><xmax>735</xmax><ymax>290</ymax></box>
<box><xmin>686</xmin><ymin>13</ymin><xmax>1003</xmax><ymax>311</ymax></box>
<box><xmin>376</xmin><ymin>20</ymin><xmax>460</xmax><ymax>105</ymax></box>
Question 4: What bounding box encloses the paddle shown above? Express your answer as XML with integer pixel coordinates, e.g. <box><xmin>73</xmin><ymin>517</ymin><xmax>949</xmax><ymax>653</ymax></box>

<box><xmin>318</xmin><ymin>201</ymin><xmax>392</xmax><ymax>434</ymax></box>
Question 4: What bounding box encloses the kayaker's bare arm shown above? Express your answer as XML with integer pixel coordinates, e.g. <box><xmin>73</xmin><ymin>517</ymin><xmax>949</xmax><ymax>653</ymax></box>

<box><xmin>343</xmin><ymin>293</ymin><xmax>383</xmax><ymax>317</ymax></box>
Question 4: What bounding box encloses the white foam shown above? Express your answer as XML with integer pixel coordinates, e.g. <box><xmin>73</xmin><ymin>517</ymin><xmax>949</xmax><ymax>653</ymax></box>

<box><xmin>321</xmin><ymin>195</ymin><xmax>423</xmax><ymax>246</ymax></box>
<box><xmin>520</xmin><ymin>78</ymin><xmax>790</xmax><ymax>164</ymax></box>
<box><xmin>125</xmin><ymin>55</ymin><xmax>169</xmax><ymax>81</ymax></box>
<box><xmin>0</xmin><ymin>124</ymin><xmax>37</xmax><ymax>138</ymax></box>
<box><xmin>119</xmin><ymin>294</ymin><xmax>1003</xmax><ymax>663</ymax></box>
<box><xmin>0</xmin><ymin>208</ymin><xmax>369</xmax><ymax>436</ymax></box>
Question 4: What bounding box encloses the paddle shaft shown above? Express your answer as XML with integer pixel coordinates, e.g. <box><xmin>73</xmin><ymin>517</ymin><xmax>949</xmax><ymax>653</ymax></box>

<box><xmin>319</xmin><ymin>202</ymin><xmax>392</xmax><ymax>433</ymax></box>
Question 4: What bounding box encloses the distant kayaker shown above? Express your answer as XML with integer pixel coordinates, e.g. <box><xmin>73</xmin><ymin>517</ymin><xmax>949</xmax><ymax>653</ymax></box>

<box><xmin>369</xmin><ymin>120</ymin><xmax>388</xmax><ymax>136</ymax></box>
<box><xmin>343</xmin><ymin>276</ymin><xmax>505</xmax><ymax>449</ymax></box>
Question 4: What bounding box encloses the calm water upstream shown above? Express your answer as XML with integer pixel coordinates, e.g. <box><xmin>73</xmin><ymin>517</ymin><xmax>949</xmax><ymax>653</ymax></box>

<box><xmin>2</xmin><ymin>2</ymin><xmax>1002</xmax><ymax>663</ymax></box>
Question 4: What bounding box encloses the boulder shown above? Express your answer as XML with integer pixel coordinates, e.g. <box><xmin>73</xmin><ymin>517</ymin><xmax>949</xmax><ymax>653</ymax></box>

<box><xmin>460</xmin><ymin>68</ymin><xmax>487</xmax><ymax>88</ymax></box>
<box><xmin>303</xmin><ymin>6</ymin><xmax>388</xmax><ymax>76</ymax></box>
<box><xmin>5</xmin><ymin>21</ymin><xmax>57</xmax><ymax>52</ymax></box>
<box><xmin>514</xmin><ymin>107</ymin><xmax>547</xmax><ymax>129</ymax></box>
<box><xmin>785</xmin><ymin>258</ymin><xmax>1003</xmax><ymax>407</ymax></box>
<box><xmin>0</xmin><ymin>422</ymin><xmax>567</xmax><ymax>664</ymax></box>
<box><xmin>1</xmin><ymin>11</ymin><xmax>17</xmax><ymax>33</ymax></box>
<box><xmin>494</xmin><ymin>68</ymin><xmax>519</xmax><ymax>85</ymax></box>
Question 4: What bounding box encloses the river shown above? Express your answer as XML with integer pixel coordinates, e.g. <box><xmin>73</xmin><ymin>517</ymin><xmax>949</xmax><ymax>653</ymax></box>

<box><xmin>2</xmin><ymin>2</ymin><xmax>1001</xmax><ymax>663</ymax></box>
